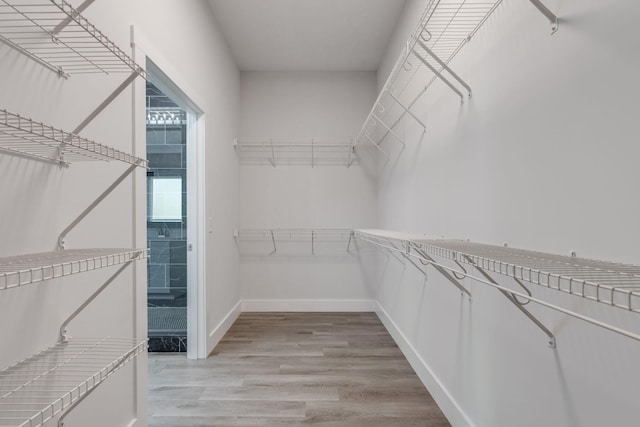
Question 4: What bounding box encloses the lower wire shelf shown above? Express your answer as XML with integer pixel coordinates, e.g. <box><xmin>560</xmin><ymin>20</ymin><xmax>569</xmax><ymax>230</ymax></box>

<box><xmin>0</xmin><ymin>338</ymin><xmax>147</xmax><ymax>427</ymax></box>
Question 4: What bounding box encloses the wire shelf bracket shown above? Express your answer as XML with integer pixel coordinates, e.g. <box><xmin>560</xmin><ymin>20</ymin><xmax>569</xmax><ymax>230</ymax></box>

<box><xmin>57</xmin><ymin>162</ymin><xmax>142</xmax><ymax>249</ymax></box>
<box><xmin>51</xmin><ymin>0</ymin><xmax>95</xmax><ymax>36</ymax></box>
<box><xmin>385</xmin><ymin>90</ymin><xmax>427</xmax><ymax>131</ymax></box>
<box><xmin>415</xmin><ymin>39</ymin><xmax>472</xmax><ymax>99</ymax></box>
<box><xmin>463</xmin><ymin>254</ymin><xmax>556</xmax><ymax>348</ymax></box>
<box><xmin>528</xmin><ymin>0</ymin><xmax>559</xmax><ymax>34</ymax></box>
<box><xmin>410</xmin><ymin>243</ymin><xmax>471</xmax><ymax>299</ymax></box>
<box><xmin>59</xmin><ymin>250</ymin><xmax>145</xmax><ymax>342</ymax></box>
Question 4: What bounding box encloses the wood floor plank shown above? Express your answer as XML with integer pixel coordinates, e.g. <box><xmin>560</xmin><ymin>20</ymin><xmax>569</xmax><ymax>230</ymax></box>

<box><xmin>149</xmin><ymin>312</ymin><xmax>451</xmax><ymax>426</ymax></box>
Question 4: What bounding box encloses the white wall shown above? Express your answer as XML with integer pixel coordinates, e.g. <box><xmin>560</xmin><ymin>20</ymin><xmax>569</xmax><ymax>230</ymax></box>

<box><xmin>0</xmin><ymin>0</ymin><xmax>239</xmax><ymax>425</ymax></box>
<box><xmin>238</xmin><ymin>71</ymin><xmax>377</xmax><ymax>308</ymax></box>
<box><xmin>372</xmin><ymin>0</ymin><xmax>640</xmax><ymax>426</ymax></box>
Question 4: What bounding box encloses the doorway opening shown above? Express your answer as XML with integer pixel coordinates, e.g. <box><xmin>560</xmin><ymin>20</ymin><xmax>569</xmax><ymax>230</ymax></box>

<box><xmin>144</xmin><ymin>59</ymin><xmax>206</xmax><ymax>359</ymax></box>
<box><xmin>146</xmin><ymin>81</ymin><xmax>188</xmax><ymax>352</ymax></box>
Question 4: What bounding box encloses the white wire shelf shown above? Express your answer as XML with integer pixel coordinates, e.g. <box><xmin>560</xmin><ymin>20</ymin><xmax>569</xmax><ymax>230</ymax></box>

<box><xmin>355</xmin><ymin>229</ymin><xmax>640</xmax><ymax>344</ymax></box>
<box><xmin>0</xmin><ymin>0</ymin><xmax>146</xmax><ymax>78</ymax></box>
<box><xmin>234</xmin><ymin>228</ymin><xmax>355</xmax><ymax>255</ymax></box>
<box><xmin>0</xmin><ymin>248</ymin><xmax>147</xmax><ymax>291</ymax></box>
<box><xmin>234</xmin><ymin>138</ymin><xmax>355</xmax><ymax>167</ymax></box>
<box><xmin>353</xmin><ymin>0</ymin><xmax>503</xmax><ymax>158</ymax></box>
<box><xmin>0</xmin><ymin>338</ymin><xmax>147</xmax><ymax>427</ymax></box>
<box><xmin>0</xmin><ymin>109</ymin><xmax>148</xmax><ymax>166</ymax></box>
<box><xmin>418</xmin><ymin>239</ymin><xmax>640</xmax><ymax>313</ymax></box>
<box><xmin>356</xmin><ymin>229</ymin><xmax>640</xmax><ymax>313</ymax></box>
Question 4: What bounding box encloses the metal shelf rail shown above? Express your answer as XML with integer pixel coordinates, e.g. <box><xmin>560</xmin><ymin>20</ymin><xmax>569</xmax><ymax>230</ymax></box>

<box><xmin>0</xmin><ymin>109</ymin><xmax>148</xmax><ymax>167</ymax></box>
<box><xmin>234</xmin><ymin>138</ymin><xmax>355</xmax><ymax>167</ymax></box>
<box><xmin>234</xmin><ymin>228</ymin><xmax>355</xmax><ymax>255</ymax></box>
<box><xmin>355</xmin><ymin>229</ymin><xmax>640</xmax><ymax>347</ymax></box>
<box><xmin>351</xmin><ymin>0</ymin><xmax>559</xmax><ymax>165</ymax></box>
<box><xmin>0</xmin><ymin>0</ymin><xmax>145</xmax><ymax>79</ymax></box>
<box><xmin>0</xmin><ymin>249</ymin><xmax>146</xmax><ymax>291</ymax></box>
<box><xmin>0</xmin><ymin>338</ymin><xmax>147</xmax><ymax>427</ymax></box>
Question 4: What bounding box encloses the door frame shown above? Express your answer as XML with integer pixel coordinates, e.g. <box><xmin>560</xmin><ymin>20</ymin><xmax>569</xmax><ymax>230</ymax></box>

<box><xmin>146</xmin><ymin>59</ymin><xmax>207</xmax><ymax>360</ymax></box>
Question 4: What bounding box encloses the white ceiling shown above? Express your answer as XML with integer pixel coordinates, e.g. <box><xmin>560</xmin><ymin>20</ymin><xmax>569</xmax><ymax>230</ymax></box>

<box><xmin>207</xmin><ymin>0</ymin><xmax>407</xmax><ymax>72</ymax></box>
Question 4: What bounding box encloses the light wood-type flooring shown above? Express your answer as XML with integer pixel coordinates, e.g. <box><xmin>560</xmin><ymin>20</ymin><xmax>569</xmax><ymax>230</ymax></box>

<box><xmin>148</xmin><ymin>312</ymin><xmax>451</xmax><ymax>426</ymax></box>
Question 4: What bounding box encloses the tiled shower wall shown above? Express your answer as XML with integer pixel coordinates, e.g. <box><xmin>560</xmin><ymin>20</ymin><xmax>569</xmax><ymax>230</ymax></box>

<box><xmin>146</xmin><ymin>124</ymin><xmax>187</xmax><ymax>299</ymax></box>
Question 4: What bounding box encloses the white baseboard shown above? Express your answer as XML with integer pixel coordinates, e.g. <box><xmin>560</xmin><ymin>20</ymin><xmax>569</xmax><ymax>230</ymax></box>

<box><xmin>241</xmin><ymin>299</ymin><xmax>375</xmax><ymax>312</ymax></box>
<box><xmin>207</xmin><ymin>300</ymin><xmax>242</xmax><ymax>355</ymax></box>
<box><xmin>375</xmin><ymin>302</ymin><xmax>475</xmax><ymax>427</ymax></box>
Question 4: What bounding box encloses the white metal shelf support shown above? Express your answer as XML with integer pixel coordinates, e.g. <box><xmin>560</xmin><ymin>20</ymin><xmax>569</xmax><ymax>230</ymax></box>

<box><xmin>415</xmin><ymin>40</ymin><xmax>472</xmax><ymax>98</ymax></box>
<box><xmin>528</xmin><ymin>0</ymin><xmax>559</xmax><ymax>34</ymax></box>
<box><xmin>385</xmin><ymin>90</ymin><xmax>427</xmax><ymax>131</ymax></box>
<box><xmin>51</xmin><ymin>0</ymin><xmax>95</xmax><ymax>35</ymax></box>
<box><xmin>371</xmin><ymin>115</ymin><xmax>405</xmax><ymax>147</ymax></box>
<box><xmin>409</xmin><ymin>243</ymin><xmax>471</xmax><ymax>299</ymax></box>
<box><xmin>59</xmin><ymin>250</ymin><xmax>145</xmax><ymax>342</ymax></box>
<box><xmin>463</xmin><ymin>254</ymin><xmax>556</xmax><ymax>348</ymax></box>
<box><xmin>57</xmin><ymin>161</ymin><xmax>143</xmax><ymax>249</ymax></box>
<box><xmin>411</xmin><ymin>49</ymin><xmax>465</xmax><ymax>101</ymax></box>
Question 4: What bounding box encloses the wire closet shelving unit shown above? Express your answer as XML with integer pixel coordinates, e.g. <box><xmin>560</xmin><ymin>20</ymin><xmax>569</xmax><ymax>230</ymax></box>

<box><xmin>351</xmin><ymin>0</ymin><xmax>559</xmax><ymax>164</ymax></box>
<box><xmin>0</xmin><ymin>0</ymin><xmax>149</xmax><ymax>425</ymax></box>
<box><xmin>234</xmin><ymin>228</ymin><xmax>355</xmax><ymax>256</ymax></box>
<box><xmin>234</xmin><ymin>138</ymin><xmax>355</xmax><ymax>167</ymax></box>
<box><xmin>355</xmin><ymin>229</ymin><xmax>640</xmax><ymax>347</ymax></box>
<box><xmin>0</xmin><ymin>0</ymin><xmax>146</xmax><ymax>78</ymax></box>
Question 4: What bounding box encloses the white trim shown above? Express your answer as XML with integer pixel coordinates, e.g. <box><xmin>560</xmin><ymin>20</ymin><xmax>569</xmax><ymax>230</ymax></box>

<box><xmin>186</xmin><ymin>111</ymin><xmax>207</xmax><ymax>360</ymax></box>
<box><xmin>193</xmin><ymin>115</ymin><xmax>207</xmax><ymax>359</ymax></box>
<box><xmin>208</xmin><ymin>301</ymin><xmax>243</xmax><ymax>354</ymax></box>
<box><xmin>375</xmin><ymin>302</ymin><xmax>475</xmax><ymax>427</ymax></box>
<box><xmin>241</xmin><ymin>299</ymin><xmax>376</xmax><ymax>312</ymax></box>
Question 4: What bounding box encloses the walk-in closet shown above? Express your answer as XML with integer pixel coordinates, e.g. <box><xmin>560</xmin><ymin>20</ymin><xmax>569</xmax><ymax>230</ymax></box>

<box><xmin>1</xmin><ymin>0</ymin><xmax>638</xmax><ymax>426</ymax></box>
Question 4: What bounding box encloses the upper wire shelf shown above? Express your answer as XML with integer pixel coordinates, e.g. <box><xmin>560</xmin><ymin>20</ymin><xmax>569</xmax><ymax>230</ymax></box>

<box><xmin>234</xmin><ymin>138</ymin><xmax>355</xmax><ymax>167</ymax></box>
<box><xmin>0</xmin><ymin>0</ymin><xmax>146</xmax><ymax>79</ymax></box>
<box><xmin>0</xmin><ymin>109</ymin><xmax>148</xmax><ymax>166</ymax></box>
<box><xmin>234</xmin><ymin>228</ymin><xmax>355</xmax><ymax>256</ymax></box>
<box><xmin>353</xmin><ymin>1</ymin><xmax>503</xmax><ymax>159</ymax></box>
<box><xmin>0</xmin><ymin>338</ymin><xmax>146</xmax><ymax>427</ymax></box>
<box><xmin>0</xmin><ymin>248</ymin><xmax>147</xmax><ymax>290</ymax></box>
